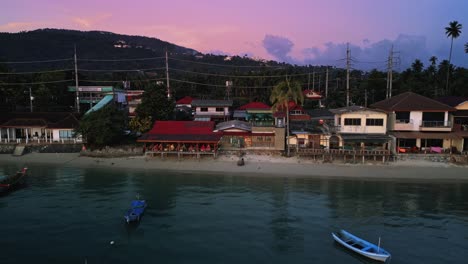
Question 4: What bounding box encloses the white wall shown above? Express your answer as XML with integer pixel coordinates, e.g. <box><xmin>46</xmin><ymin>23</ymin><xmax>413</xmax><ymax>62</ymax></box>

<box><xmin>339</xmin><ymin>111</ymin><xmax>387</xmax><ymax>134</ymax></box>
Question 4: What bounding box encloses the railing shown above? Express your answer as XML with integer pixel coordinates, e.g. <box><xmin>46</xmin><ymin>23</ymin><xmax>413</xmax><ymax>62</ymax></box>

<box><xmin>323</xmin><ymin>123</ymin><xmax>341</xmax><ymax>133</ymax></box>
<box><xmin>396</xmin><ymin>119</ymin><xmax>412</xmax><ymax>124</ymax></box>
<box><xmin>420</xmin><ymin>120</ymin><xmax>451</xmax><ymax>127</ymax></box>
<box><xmin>251</xmin><ymin>121</ymin><xmax>275</xmax><ymax>127</ymax></box>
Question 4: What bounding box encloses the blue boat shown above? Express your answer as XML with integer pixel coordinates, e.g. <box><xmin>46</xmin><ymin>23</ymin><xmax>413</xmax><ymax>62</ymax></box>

<box><xmin>124</xmin><ymin>199</ymin><xmax>147</xmax><ymax>223</ymax></box>
<box><xmin>332</xmin><ymin>230</ymin><xmax>391</xmax><ymax>262</ymax></box>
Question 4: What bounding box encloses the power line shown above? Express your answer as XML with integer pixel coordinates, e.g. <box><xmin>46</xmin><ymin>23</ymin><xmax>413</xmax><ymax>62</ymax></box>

<box><xmin>0</xmin><ymin>79</ymin><xmax>74</xmax><ymax>86</ymax></box>
<box><xmin>171</xmin><ymin>79</ymin><xmax>276</xmax><ymax>89</ymax></box>
<box><xmin>168</xmin><ymin>67</ymin><xmax>329</xmax><ymax>78</ymax></box>
<box><xmin>77</xmin><ymin>56</ymin><xmax>165</xmax><ymax>62</ymax></box>
<box><xmin>0</xmin><ymin>69</ymin><xmax>73</xmax><ymax>75</ymax></box>
<box><xmin>0</xmin><ymin>58</ymin><xmax>73</xmax><ymax>64</ymax></box>
<box><xmin>77</xmin><ymin>67</ymin><xmax>166</xmax><ymax>72</ymax></box>
<box><xmin>80</xmin><ymin>78</ymin><xmax>165</xmax><ymax>83</ymax></box>
<box><xmin>168</xmin><ymin>57</ymin><xmax>286</xmax><ymax>68</ymax></box>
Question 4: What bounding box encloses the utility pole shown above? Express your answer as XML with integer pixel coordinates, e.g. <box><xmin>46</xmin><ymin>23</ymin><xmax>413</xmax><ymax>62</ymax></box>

<box><xmin>165</xmin><ymin>48</ymin><xmax>171</xmax><ymax>99</ymax></box>
<box><xmin>312</xmin><ymin>70</ymin><xmax>315</xmax><ymax>90</ymax></box>
<box><xmin>307</xmin><ymin>66</ymin><xmax>311</xmax><ymax>90</ymax></box>
<box><xmin>364</xmin><ymin>88</ymin><xmax>368</xmax><ymax>107</ymax></box>
<box><xmin>386</xmin><ymin>45</ymin><xmax>394</xmax><ymax>98</ymax></box>
<box><xmin>29</xmin><ymin>87</ymin><xmax>33</xmax><ymax>112</ymax></box>
<box><xmin>346</xmin><ymin>43</ymin><xmax>350</xmax><ymax>107</ymax></box>
<box><xmin>325</xmin><ymin>67</ymin><xmax>329</xmax><ymax>98</ymax></box>
<box><xmin>74</xmin><ymin>45</ymin><xmax>80</xmax><ymax>113</ymax></box>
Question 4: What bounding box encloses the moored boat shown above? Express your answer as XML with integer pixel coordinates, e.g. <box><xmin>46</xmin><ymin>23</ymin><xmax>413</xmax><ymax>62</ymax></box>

<box><xmin>124</xmin><ymin>198</ymin><xmax>147</xmax><ymax>223</ymax></box>
<box><xmin>332</xmin><ymin>229</ymin><xmax>391</xmax><ymax>262</ymax></box>
<box><xmin>0</xmin><ymin>167</ymin><xmax>28</xmax><ymax>194</ymax></box>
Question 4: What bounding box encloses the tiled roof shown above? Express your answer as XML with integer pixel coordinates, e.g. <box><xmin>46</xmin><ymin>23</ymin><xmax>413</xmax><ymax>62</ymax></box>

<box><xmin>330</xmin><ymin>105</ymin><xmax>386</xmax><ymax>114</ymax></box>
<box><xmin>191</xmin><ymin>99</ymin><xmax>233</xmax><ymax>107</ymax></box>
<box><xmin>237</xmin><ymin>102</ymin><xmax>271</xmax><ymax>110</ymax></box>
<box><xmin>370</xmin><ymin>92</ymin><xmax>455</xmax><ymax>112</ymax></box>
<box><xmin>435</xmin><ymin>96</ymin><xmax>468</xmax><ymax>107</ymax></box>
<box><xmin>305</xmin><ymin>109</ymin><xmax>334</xmax><ymax>119</ymax></box>
<box><xmin>139</xmin><ymin>121</ymin><xmax>222</xmax><ymax>142</ymax></box>
<box><xmin>0</xmin><ymin>112</ymin><xmax>80</xmax><ymax>128</ymax></box>
<box><xmin>215</xmin><ymin>120</ymin><xmax>251</xmax><ymax>132</ymax></box>
<box><xmin>176</xmin><ymin>96</ymin><xmax>194</xmax><ymax>105</ymax></box>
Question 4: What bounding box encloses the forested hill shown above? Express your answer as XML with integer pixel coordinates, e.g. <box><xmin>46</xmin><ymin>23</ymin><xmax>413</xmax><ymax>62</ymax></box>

<box><xmin>0</xmin><ymin>29</ymin><xmax>197</xmax><ymax>66</ymax></box>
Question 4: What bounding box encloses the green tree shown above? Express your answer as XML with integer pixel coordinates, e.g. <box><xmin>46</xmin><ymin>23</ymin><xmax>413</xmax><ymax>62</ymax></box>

<box><xmin>269</xmin><ymin>77</ymin><xmax>304</xmax><ymax>156</ymax></box>
<box><xmin>75</xmin><ymin>104</ymin><xmax>127</xmax><ymax>148</ymax></box>
<box><xmin>465</xmin><ymin>42</ymin><xmax>468</xmax><ymax>53</ymax></box>
<box><xmin>135</xmin><ymin>81</ymin><xmax>174</xmax><ymax>122</ymax></box>
<box><xmin>445</xmin><ymin>21</ymin><xmax>462</xmax><ymax>94</ymax></box>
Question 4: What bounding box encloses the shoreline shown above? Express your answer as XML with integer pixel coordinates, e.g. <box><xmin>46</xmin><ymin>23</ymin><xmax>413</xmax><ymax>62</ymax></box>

<box><xmin>1</xmin><ymin>153</ymin><xmax>468</xmax><ymax>180</ymax></box>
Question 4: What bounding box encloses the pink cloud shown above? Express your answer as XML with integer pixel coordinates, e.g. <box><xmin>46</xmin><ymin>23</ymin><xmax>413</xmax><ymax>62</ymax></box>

<box><xmin>71</xmin><ymin>13</ymin><xmax>112</xmax><ymax>29</ymax></box>
<box><xmin>0</xmin><ymin>22</ymin><xmax>35</xmax><ymax>31</ymax></box>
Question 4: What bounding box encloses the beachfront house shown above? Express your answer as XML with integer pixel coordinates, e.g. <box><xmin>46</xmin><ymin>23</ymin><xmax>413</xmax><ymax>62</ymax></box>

<box><xmin>191</xmin><ymin>99</ymin><xmax>233</xmax><ymax>123</ymax></box>
<box><xmin>328</xmin><ymin>106</ymin><xmax>391</xmax><ymax>150</ymax></box>
<box><xmin>68</xmin><ymin>86</ymin><xmax>127</xmax><ymax>115</ymax></box>
<box><xmin>218</xmin><ymin>101</ymin><xmax>288</xmax><ymax>151</ymax></box>
<box><xmin>435</xmin><ymin>96</ymin><xmax>468</xmax><ymax>153</ymax></box>
<box><xmin>371</xmin><ymin>92</ymin><xmax>458</xmax><ymax>153</ymax></box>
<box><xmin>137</xmin><ymin>121</ymin><xmax>222</xmax><ymax>159</ymax></box>
<box><xmin>0</xmin><ymin>112</ymin><xmax>81</xmax><ymax>144</ymax></box>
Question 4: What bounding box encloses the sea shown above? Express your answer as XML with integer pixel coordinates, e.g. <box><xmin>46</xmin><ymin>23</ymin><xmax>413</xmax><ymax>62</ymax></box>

<box><xmin>0</xmin><ymin>162</ymin><xmax>467</xmax><ymax>264</ymax></box>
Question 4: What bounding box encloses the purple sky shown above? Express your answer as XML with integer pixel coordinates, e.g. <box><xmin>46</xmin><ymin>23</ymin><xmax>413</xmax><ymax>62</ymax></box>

<box><xmin>2</xmin><ymin>0</ymin><xmax>468</xmax><ymax>70</ymax></box>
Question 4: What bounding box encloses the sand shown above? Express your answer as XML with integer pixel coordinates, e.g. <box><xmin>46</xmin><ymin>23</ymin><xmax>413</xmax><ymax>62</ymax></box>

<box><xmin>1</xmin><ymin>152</ymin><xmax>468</xmax><ymax>180</ymax></box>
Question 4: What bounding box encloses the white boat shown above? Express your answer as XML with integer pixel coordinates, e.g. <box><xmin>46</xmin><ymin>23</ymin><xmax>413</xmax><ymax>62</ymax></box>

<box><xmin>332</xmin><ymin>230</ymin><xmax>391</xmax><ymax>262</ymax></box>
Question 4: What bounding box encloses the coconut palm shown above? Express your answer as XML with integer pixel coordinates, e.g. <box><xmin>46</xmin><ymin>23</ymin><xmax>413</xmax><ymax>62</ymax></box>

<box><xmin>465</xmin><ymin>42</ymin><xmax>468</xmax><ymax>53</ymax></box>
<box><xmin>270</xmin><ymin>77</ymin><xmax>304</xmax><ymax>157</ymax></box>
<box><xmin>429</xmin><ymin>56</ymin><xmax>438</xmax><ymax>66</ymax></box>
<box><xmin>444</xmin><ymin>21</ymin><xmax>462</xmax><ymax>94</ymax></box>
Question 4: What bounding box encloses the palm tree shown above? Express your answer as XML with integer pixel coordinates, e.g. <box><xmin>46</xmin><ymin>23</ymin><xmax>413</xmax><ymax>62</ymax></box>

<box><xmin>465</xmin><ymin>42</ymin><xmax>468</xmax><ymax>54</ymax></box>
<box><xmin>270</xmin><ymin>77</ymin><xmax>304</xmax><ymax>157</ymax></box>
<box><xmin>445</xmin><ymin>21</ymin><xmax>462</xmax><ymax>94</ymax></box>
<box><xmin>429</xmin><ymin>56</ymin><xmax>438</xmax><ymax>66</ymax></box>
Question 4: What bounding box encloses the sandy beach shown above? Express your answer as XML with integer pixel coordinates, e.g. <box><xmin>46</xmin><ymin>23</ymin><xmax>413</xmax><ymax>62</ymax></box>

<box><xmin>1</xmin><ymin>152</ymin><xmax>468</xmax><ymax>180</ymax></box>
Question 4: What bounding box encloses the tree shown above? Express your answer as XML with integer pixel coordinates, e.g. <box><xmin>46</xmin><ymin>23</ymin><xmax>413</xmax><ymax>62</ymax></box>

<box><xmin>445</xmin><ymin>21</ymin><xmax>462</xmax><ymax>94</ymax></box>
<box><xmin>269</xmin><ymin>77</ymin><xmax>304</xmax><ymax>157</ymax></box>
<box><xmin>135</xmin><ymin>81</ymin><xmax>174</xmax><ymax>122</ymax></box>
<box><xmin>465</xmin><ymin>42</ymin><xmax>468</xmax><ymax>54</ymax></box>
<box><xmin>75</xmin><ymin>104</ymin><xmax>127</xmax><ymax>148</ymax></box>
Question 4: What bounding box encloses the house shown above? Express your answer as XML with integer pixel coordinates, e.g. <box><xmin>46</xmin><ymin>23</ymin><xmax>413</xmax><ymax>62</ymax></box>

<box><xmin>137</xmin><ymin>121</ymin><xmax>222</xmax><ymax>157</ymax></box>
<box><xmin>371</xmin><ymin>92</ymin><xmax>459</xmax><ymax>153</ymax></box>
<box><xmin>191</xmin><ymin>99</ymin><xmax>233</xmax><ymax>122</ymax></box>
<box><xmin>215</xmin><ymin>119</ymin><xmax>285</xmax><ymax>151</ymax></box>
<box><xmin>126</xmin><ymin>90</ymin><xmax>144</xmax><ymax>117</ymax></box>
<box><xmin>0</xmin><ymin>112</ymin><xmax>81</xmax><ymax>143</ymax></box>
<box><xmin>233</xmin><ymin>102</ymin><xmax>274</xmax><ymax>126</ymax></box>
<box><xmin>68</xmin><ymin>86</ymin><xmax>127</xmax><ymax>114</ymax></box>
<box><xmin>436</xmin><ymin>96</ymin><xmax>468</xmax><ymax>152</ymax></box>
<box><xmin>329</xmin><ymin>105</ymin><xmax>391</xmax><ymax>150</ymax></box>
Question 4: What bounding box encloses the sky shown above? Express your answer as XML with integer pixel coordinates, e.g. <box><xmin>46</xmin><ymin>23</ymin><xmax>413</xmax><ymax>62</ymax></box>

<box><xmin>2</xmin><ymin>0</ymin><xmax>468</xmax><ymax>70</ymax></box>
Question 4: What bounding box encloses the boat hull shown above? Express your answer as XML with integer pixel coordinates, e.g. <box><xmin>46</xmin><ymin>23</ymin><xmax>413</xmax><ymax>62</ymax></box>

<box><xmin>0</xmin><ymin>168</ymin><xmax>27</xmax><ymax>194</ymax></box>
<box><xmin>124</xmin><ymin>200</ymin><xmax>147</xmax><ymax>223</ymax></box>
<box><xmin>332</xmin><ymin>230</ymin><xmax>390</xmax><ymax>262</ymax></box>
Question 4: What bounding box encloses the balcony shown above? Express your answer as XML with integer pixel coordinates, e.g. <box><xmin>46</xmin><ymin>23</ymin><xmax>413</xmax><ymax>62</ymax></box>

<box><xmin>420</xmin><ymin>120</ymin><xmax>452</xmax><ymax>132</ymax></box>
<box><xmin>394</xmin><ymin>119</ymin><xmax>417</xmax><ymax>131</ymax></box>
<box><xmin>323</xmin><ymin>123</ymin><xmax>341</xmax><ymax>133</ymax></box>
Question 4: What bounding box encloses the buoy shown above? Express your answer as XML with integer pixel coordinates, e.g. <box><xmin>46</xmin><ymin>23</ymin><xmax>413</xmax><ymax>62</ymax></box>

<box><xmin>110</xmin><ymin>241</ymin><xmax>115</xmax><ymax>245</ymax></box>
<box><xmin>82</xmin><ymin>145</ymin><xmax>87</xmax><ymax>151</ymax></box>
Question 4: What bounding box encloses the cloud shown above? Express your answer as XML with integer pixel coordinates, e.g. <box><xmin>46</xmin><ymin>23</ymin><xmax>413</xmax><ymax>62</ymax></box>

<box><xmin>262</xmin><ymin>33</ymin><xmax>442</xmax><ymax>71</ymax></box>
<box><xmin>72</xmin><ymin>13</ymin><xmax>112</xmax><ymax>28</ymax></box>
<box><xmin>0</xmin><ymin>22</ymin><xmax>35</xmax><ymax>31</ymax></box>
<box><xmin>262</xmin><ymin>34</ymin><xmax>296</xmax><ymax>63</ymax></box>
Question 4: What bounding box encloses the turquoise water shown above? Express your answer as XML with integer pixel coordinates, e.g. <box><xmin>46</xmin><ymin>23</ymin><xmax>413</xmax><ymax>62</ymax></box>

<box><xmin>0</xmin><ymin>162</ymin><xmax>467</xmax><ymax>264</ymax></box>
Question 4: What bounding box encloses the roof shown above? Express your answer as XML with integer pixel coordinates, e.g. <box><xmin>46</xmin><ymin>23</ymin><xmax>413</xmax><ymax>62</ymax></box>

<box><xmin>237</xmin><ymin>102</ymin><xmax>271</xmax><ymax>110</ymax></box>
<box><xmin>340</xmin><ymin>133</ymin><xmax>391</xmax><ymax>143</ymax></box>
<box><xmin>390</xmin><ymin>131</ymin><xmax>461</xmax><ymax>139</ymax></box>
<box><xmin>191</xmin><ymin>99</ymin><xmax>233</xmax><ymax>107</ymax></box>
<box><xmin>0</xmin><ymin>112</ymin><xmax>80</xmax><ymax>129</ymax></box>
<box><xmin>176</xmin><ymin>96</ymin><xmax>194</xmax><ymax>105</ymax></box>
<box><xmin>138</xmin><ymin>121</ymin><xmax>222</xmax><ymax>142</ymax></box>
<box><xmin>371</xmin><ymin>92</ymin><xmax>456</xmax><ymax>112</ymax></box>
<box><xmin>215</xmin><ymin>120</ymin><xmax>252</xmax><ymax>132</ymax></box>
<box><xmin>435</xmin><ymin>96</ymin><xmax>468</xmax><ymax>107</ymax></box>
<box><xmin>330</xmin><ymin>105</ymin><xmax>386</xmax><ymax>114</ymax></box>
<box><xmin>305</xmin><ymin>109</ymin><xmax>335</xmax><ymax>119</ymax></box>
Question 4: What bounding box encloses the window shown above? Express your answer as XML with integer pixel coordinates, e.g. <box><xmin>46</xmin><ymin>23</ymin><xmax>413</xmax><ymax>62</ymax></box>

<box><xmin>366</xmin><ymin>118</ymin><xmax>384</xmax><ymax>126</ymax></box>
<box><xmin>290</xmin><ymin>110</ymin><xmax>302</xmax><ymax>115</ymax></box>
<box><xmin>344</xmin><ymin>118</ymin><xmax>361</xmax><ymax>126</ymax></box>
<box><xmin>200</xmin><ymin>107</ymin><xmax>208</xmax><ymax>112</ymax></box>
<box><xmin>59</xmin><ymin>130</ymin><xmax>73</xmax><ymax>139</ymax></box>
<box><xmin>396</xmin><ymin>111</ymin><xmax>410</xmax><ymax>123</ymax></box>
<box><xmin>216</xmin><ymin>107</ymin><xmax>224</xmax><ymax>112</ymax></box>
